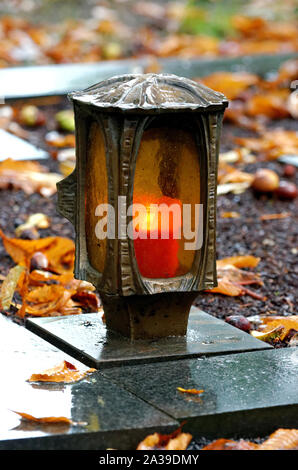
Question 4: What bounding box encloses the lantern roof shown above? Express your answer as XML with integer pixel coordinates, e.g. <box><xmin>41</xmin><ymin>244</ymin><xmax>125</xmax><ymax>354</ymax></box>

<box><xmin>69</xmin><ymin>73</ymin><xmax>228</xmax><ymax>114</ymax></box>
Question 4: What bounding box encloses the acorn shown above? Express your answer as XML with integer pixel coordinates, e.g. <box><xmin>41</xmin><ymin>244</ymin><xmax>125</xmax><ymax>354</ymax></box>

<box><xmin>283</xmin><ymin>164</ymin><xmax>296</xmax><ymax>178</ymax></box>
<box><xmin>225</xmin><ymin>315</ymin><xmax>252</xmax><ymax>332</ymax></box>
<box><xmin>252</xmin><ymin>169</ymin><xmax>279</xmax><ymax>193</ymax></box>
<box><xmin>275</xmin><ymin>181</ymin><xmax>297</xmax><ymax>200</ymax></box>
<box><xmin>30</xmin><ymin>252</ymin><xmax>49</xmax><ymax>271</ymax></box>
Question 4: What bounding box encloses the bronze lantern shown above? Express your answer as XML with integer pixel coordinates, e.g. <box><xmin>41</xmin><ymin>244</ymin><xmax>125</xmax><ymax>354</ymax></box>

<box><xmin>57</xmin><ymin>74</ymin><xmax>228</xmax><ymax>340</ymax></box>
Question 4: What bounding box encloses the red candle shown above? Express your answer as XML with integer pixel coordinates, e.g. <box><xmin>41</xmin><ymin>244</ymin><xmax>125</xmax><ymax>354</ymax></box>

<box><xmin>133</xmin><ymin>195</ymin><xmax>181</xmax><ymax>278</ymax></box>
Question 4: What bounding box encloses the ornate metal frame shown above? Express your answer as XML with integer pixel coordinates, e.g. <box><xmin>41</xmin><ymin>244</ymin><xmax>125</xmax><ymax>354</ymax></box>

<box><xmin>57</xmin><ymin>74</ymin><xmax>227</xmax><ymax>296</ymax></box>
<box><xmin>57</xmin><ymin>74</ymin><xmax>228</xmax><ymax>339</ymax></box>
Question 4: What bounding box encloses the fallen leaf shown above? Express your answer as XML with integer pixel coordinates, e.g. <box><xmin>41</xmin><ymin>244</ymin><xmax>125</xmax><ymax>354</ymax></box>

<box><xmin>15</xmin><ymin>213</ymin><xmax>50</xmax><ymax>237</ymax></box>
<box><xmin>202</xmin><ymin>438</ymin><xmax>258</xmax><ymax>450</ymax></box>
<box><xmin>28</xmin><ymin>360</ymin><xmax>96</xmax><ymax>383</ymax></box>
<box><xmin>220</xmin><ymin>211</ymin><xmax>240</xmax><ymax>219</ymax></box>
<box><xmin>218</xmin><ymin>162</ymin><xmax>254</xmax><ymax>185</ymax></box>
<box><xmin>260</xmin><ymin>212</ymin><xmax>291</xmax><ymax>221</ymax></box>
<box><xmin>0</xmin><ymin>159</ymin><xmax>61</xmax><ymax>196</ymax></box>
<box><xmin>13</xmin><ymin>411</ymin><xmax>72</xmax><ymax>425</ymax></box>
<box><xmin>0</xmin><ymin>230</ymin><xmax>75</xmax><ymax>273</ymax></box>
<box><xmin>200</xmin><ymin>72</ymin><xmax>259</xmax><ymax>100</ymax></box>
<box><xmin>45</xmin><ymin>131</ymin><xmax>75</xmax><ymax>148</ymax></box>
<box><xmin>0</xmin><ymin>265</ymin><xmax>25</xmax><ymax>310</ymax></box>
<box><xmin>201</xmin><ymin>429</ymin><xmax>298</xmax><ymax>450</ymax></box>
<box><xmin>260</xmin><ymin>316</ymin><xmax>298</xmax><ymax>340</ymax></box>
<box><xmin>0</xmin><ymin>231</ymin><xmax>100</xmax><ymax>317</ymax></box>
<box><xmin>246</xmin><ymin>90</ymin><xmax>290</xmax><ymax>120</ymax></box>
<box><xmin>207</xmin><ymin>256</ymin><xmax>263</xmax><ymax>299</ymax></box>
<box><xmin>235</xmin><ymin>130</ymin><xmax>298</xmax><ymax>161</ymax></box>
<box><xmin>250</xmin><ymin>325</ymin><xmax>284</xmax><ymax>343</ymax></box>
<box><xmin>258</xmin><ymin>429</ymin><xmax>298</xmax><ymax>450</ymax></box>
<box><xmin>24</xmin><ymin>285</ymin><xmax>75</xmax><ymax>316</ymax></box>
<box><xmin>219</xmin><ymin>148</ymin><xmax>256</xmax><ymax>164</ymax></box>
<box><xmin>217</xmin><ymin>255</ymin><xmax>260</xmax><ymax>269</ymax></box>
<box><xmin>137</xmin><ymin>430</ymin><xmax>192</xmax><ymax>451</ymax></box>
<box><xmin>177</xmin><ymin>387</ymin><xmax>204</xmax><ymax>395</ymax></box>
<box><xmin>59</xmin><ymin>159</ymin><xmax>76</xmax><ymax>177</ymax></box>
<box><xmin>217</xmin><ymin>182</ymin><xmax>252</xmax><ymax>195</ymax></box>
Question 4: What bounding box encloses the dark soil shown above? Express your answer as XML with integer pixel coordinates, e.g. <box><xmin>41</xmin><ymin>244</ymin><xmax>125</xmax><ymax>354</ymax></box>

<box><xmin>0</xmin><ymin>98</ymin><xmax>297</xmax><ymax>324</ymax></box>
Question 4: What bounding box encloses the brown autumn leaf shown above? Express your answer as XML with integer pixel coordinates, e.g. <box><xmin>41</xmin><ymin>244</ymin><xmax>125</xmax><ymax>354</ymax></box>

<box><xmin>28</xmin><ymin>360</ymin><xmax>96</xmax><ymax>383</ymax></box>
<box><xmin>245</xmin><ymin>91</ymin><xmax>290</xmax><ymax>120</ymax></box>
<box><xmin>220</xmin><ymin>211</ymin><xmax>240</xmax><ymax>219</ymax></box>
<box><xmin>260</xmin><ymin>212</ymin><xmax>291</xmax><ymax>221</ymax></box>
<box><xmin>177</xmin><ymin>387</ymin><xmax>204</xmax><ymax>395</ymax></box>
<box><xmin>0</xmin><ymin>264</ymin><xmax>25</xmax><ymax>311</ymax></box>
<box><xmin>13</xmin><ymin>411</ymin><xmax>72</xmax><ymax>425</ymax></box>
<box><xmin>234</xmin><ymin>130</ymin><xmax>298</xmax><ymax>161</ymax></box>
<box><xmin>15</xmin><ymin>213</ymin><xmax>50</xmax><ymax>237</ymax></box>
<box><xmin>259</xmin><ymin>429</ymin><xmax>298</xmax><ymax>450</ymax></box>
<box><xmin>137</xmin><ymin>430</ymin><xmax>192</xmax><ymax>451</ymax></box>
<box><xmin>157</xmin><ymin>34</ymin><xmax>218</xmax><ymax>58</ymax></box>
<box><xmin>224</xmin><ymin>105</ymin><xmax>265</xmax><ymax>133</ymax></box>
<box><xmin>217</xmin><ymin>255</ymin><xmax>260</xmax><ymax>269</ymax></box>
<box><xmin>24</xmin><ymin>285</ymin><xmax>76</xmax><ymax>316</ymax></box>
<box><xmin>0</xmin><ymin>158</ymin><xmax>61</xmax><ymax>196</ymax></box>
<box><xmin>200</xmin><ymin>71</ymin><xmax>259</xmax><ymax>100</ymax></box>
<box><xmin>217</xmin><ymin>181</ymin><xmax>252</xmax><ymax>196</ymax></box>
<box><xmin>0</xmin><ymin>230</ymin><xmax>100</xmax><ymax>317</ymax></box>
<box><xmin>202</xmin><ymin>438</ymin><xmax>258</xmax><ymax>450</ymax></box>
<box><xmin>260</xmin><ymin>316</ymin><xmax>298</xmax><ymax>340</ymax></box>
<box><xmin>206</xmin><ymin>255</ymin><xmax>264</xmax><ymax>300</ymax></box>
<box><xmin>45</xmin><ymin>131</ymin><xmax>75</xmax><ymax>148</ymax></box>
<box><xmin>201</xmin><ymin>428</ymin><xmax>298</xmax><ymax>450</ymax></box>
<box><xmin>250</xmin><ymin>325</ymin><xmax>285</xmax><ymax>343</ymax></box>
<box><xmin>218</xmin><ymin>162</ymin><xmax>254</xmax><ymax>185</ymax></box>
<box><xmin>0</xmin><ymin>229</ymin><xmax>75</xmax><ymax>273</ymax></box>
<box><xmin>231</xmin><ymin>15</ymin><xmax>266</xmax><ymax>37</ymax></box>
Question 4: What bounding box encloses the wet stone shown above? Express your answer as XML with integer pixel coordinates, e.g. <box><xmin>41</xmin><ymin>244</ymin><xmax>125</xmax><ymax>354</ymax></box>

<box><xmin>0</xmin><ymin>315</ymin><xmax>178</xmax><ymax>450</ymax></box>
<box><xmin>26</xmin><ymin>307</ymin><xmax>271</xmax><ymax>369</ymax></box>
<box><xmin>102</xmin><ymin>348</ymin><xmax>298</xmax><ymax>439</ymax></box>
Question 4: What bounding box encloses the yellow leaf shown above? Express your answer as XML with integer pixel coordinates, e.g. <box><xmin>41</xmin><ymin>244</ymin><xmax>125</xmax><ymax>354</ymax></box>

<box><xmin>250</xmin><ymin>325</ymin><xmax>284</xmax><ymax>342</ymax></box>
<box><xmin>0</xmin><ymin>265</ymin><xmax>25</xmax><ymax>310</ymax></box>
<box><xmin>177</xmin><ymin>387</ymin><xmax>204</xmax><ymax>395</ymax></box>
<box><xmin>28</xmin><ymin>360</ymin><xmax>96</xmax><ymax>383</ymax></box>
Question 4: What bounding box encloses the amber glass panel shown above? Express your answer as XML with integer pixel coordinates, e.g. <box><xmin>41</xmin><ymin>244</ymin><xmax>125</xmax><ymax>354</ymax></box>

<box><xmin>133</xmin><ymin>125</ymin><xmax>200</xmax><ymax>279</ymax></box>
<box><xmin>85</xmin><ymin>121</ymin><xmax>108</xmax><ymax>274</ymax></box>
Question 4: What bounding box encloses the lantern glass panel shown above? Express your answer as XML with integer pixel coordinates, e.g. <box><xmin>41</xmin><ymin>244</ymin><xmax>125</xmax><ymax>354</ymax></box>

<box><xmin>133</xmin><ymin>118</ymin><xmax>200</xmax><ymax>279</ymax></box>
<box><xmin>85</xmin><ymin>121</ymin><xmax>108</xmax><ymax>274</ymax></box>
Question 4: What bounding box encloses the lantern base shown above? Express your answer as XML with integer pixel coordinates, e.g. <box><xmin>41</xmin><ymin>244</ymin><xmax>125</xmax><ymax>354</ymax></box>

<box><xmin>100</xmin><ymin>292</ymin><xmax>197</xmax><ymax>340</ymax></box>
<box><xmin>26</xmin><ymin>307</ymin><xmax>271</xmax><ymax>370</ymax></box>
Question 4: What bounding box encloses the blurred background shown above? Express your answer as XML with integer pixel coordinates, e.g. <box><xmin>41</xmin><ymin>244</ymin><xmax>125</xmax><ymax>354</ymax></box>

<box><xmin>0</xmin><ymin>0</ymin><xmax>297</xmax><ymax>68</ymax></box>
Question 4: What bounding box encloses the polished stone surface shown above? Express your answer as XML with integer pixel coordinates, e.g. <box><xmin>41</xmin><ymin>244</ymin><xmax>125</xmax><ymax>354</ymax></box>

<box><xmin>26</xmin><ymin>307</ymin><xmax>270</xmax><ymax>369</ymax></box>
<box><xmin>0</xmin><ymin>315</ymin><xmax>177</xmax><ymax>450</ymax></box>
<box><xmin>102</xmin><ymin>348</ymin><xmax>298</xmax><ymax>439</ymax></box>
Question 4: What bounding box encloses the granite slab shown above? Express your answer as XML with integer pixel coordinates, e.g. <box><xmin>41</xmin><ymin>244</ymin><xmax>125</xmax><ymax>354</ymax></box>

<box><xmin>102</xmin><ymin>348</ymin><xmax>298</xmax><ymax>439</ymax></box>
<box><xmin>0</xmin><ymin>315</ymin><xmax>178</xmax><ymax>450</ymax></box>
<box><xmin>26</xmin><ymin>307</ymin><xmax>271</xmax><ymax>369</ymax></box>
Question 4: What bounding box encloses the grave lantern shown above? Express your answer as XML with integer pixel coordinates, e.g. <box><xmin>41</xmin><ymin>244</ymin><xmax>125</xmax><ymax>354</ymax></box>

<box><xmin>57</xmin><ymin>74</ymin><xmax>228</xmax><ymax>340</ymax></box>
